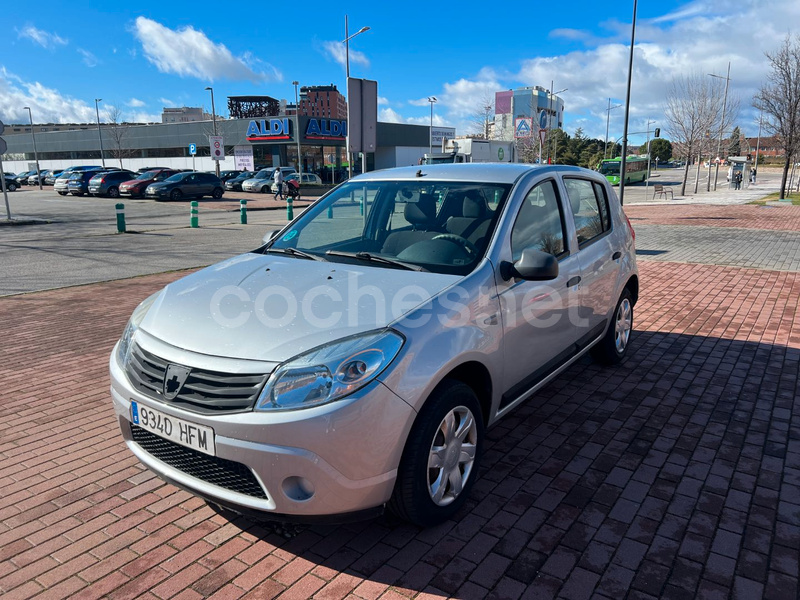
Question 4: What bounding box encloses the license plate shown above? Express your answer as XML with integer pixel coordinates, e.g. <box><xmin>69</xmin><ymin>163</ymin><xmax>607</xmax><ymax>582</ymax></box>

<box><xmin>131</xmin><ymin>401</ymin><xmax>216</xmax><ymax>456</ymax></box>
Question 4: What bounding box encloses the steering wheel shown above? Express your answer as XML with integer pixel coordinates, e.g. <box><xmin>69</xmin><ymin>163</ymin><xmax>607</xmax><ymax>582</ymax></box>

<box><xmin>432</xmin><ymin>234</ymin><xmax>479</xmax><ymax>257</ymax></box>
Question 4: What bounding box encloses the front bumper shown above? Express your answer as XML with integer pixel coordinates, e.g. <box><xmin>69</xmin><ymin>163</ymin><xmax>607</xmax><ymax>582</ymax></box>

<box><xmin>109</xmin><ymin>340</ymin><xmax>416</xmax><ymax>519</ymax></box>
<box><xmin>145</xmin><ymin>188</ymin><xmax>170</xmax><ymax>198</ymax></box>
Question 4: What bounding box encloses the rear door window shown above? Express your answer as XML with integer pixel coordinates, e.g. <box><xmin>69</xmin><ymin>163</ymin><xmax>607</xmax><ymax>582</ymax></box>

<box><xmin>563</xmin><ymin>178</ymin><xmax>611</xmax><ymax>246</ymax></box>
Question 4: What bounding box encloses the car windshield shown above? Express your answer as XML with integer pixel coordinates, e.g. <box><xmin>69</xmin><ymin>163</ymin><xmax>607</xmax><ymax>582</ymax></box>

<box><xmin>165</xmin><ymin>173</ymin><xmax>189</xmax><ymax>182</ymax></box>
<box><xmin>254</xmin><ymin>170</ymin><xmax>272</xmax><ymax>180</ymax></box>
<box><xmin>134</xmin><ymin>170</ymin><xmax>161</xmax><ymax>180</ymax></box>
<box><xmin>265</xmin><ymin>179</ymin><xmax>511</xmax><ymax>276</ymax></box>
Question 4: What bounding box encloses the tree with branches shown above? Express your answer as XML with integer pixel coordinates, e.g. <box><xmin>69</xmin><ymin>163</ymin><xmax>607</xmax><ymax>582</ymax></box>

<box><xmin>664</xmin><ymin>74</ymin><xmax>736</xmax><ymax>195</ymax></box>
<box><xmin>468</xmin><ymin>97</ymin><xmax>495</xmax><ymax>139</ymax></box>
<box><xmin>105</xmin><ymin>105</ymin><xmax>134</xmax><ymax>169</ymax></box>
<box><xmin>753</xmin><ymin>34</ymin><xmax>800</xmax><ymax>199</ymax></box>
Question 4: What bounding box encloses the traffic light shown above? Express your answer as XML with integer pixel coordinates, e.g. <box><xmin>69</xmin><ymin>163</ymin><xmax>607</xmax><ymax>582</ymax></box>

<box><xmin>654</xmin><ymin>128</ymin><xmax>660</xmax><ymax>138</ymax></box>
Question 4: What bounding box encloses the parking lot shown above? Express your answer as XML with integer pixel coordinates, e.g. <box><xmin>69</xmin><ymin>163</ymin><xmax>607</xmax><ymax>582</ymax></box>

<box><xmin>1</xmin><ymin>181</ymin><xmax>799</xmax><ymax>599</ymax></box>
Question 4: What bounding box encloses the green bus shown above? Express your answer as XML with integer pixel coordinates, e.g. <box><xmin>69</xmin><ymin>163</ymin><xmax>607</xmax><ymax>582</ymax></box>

<box><xmin>598</xmin><ymin>156</ymin><xmax>649</xmax><ymax>185</ymax></box>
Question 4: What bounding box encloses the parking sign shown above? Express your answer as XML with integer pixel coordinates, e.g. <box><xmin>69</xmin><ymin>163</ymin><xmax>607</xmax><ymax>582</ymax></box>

<box><xmin>209</xmin><ymin>136</ymin><xmax>224</xmax><ymax>161</ymax></box>
<box><xmin>189</xmin><ymin>143</ymin><xmax>197</xmax><ymax>155</ymax></box>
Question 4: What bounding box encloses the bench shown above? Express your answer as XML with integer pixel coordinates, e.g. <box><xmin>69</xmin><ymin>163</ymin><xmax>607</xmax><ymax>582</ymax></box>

<box><xmin>653</xmin><ymin>184</ymin><xmax>674</xmax><ymax>200</ymax></box>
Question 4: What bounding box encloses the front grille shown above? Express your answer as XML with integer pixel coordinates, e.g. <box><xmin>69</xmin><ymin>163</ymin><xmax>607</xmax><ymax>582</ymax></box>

<box><xmin>125</xmin><ymin>342</ymin><xmax>268</xmax><ymax>414</ymax></box>
<box><xmin>131</xmin><ymin>425</ymin><xmax>268</xmax><ymax>499</ymax></box>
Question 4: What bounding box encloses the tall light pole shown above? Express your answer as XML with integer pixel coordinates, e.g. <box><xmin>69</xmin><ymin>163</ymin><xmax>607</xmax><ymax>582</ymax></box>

<box><xmin>94</xmin><ymin>99</ymin><xmax>105</xmax><ymax>168</ymax></box>
<box><xmin>754</xmin><ymin>110</ymin><xmax>763</xmax><ymax>180</ymax></box>
<box><xmin>293</xmin><ymin>81</ymin><xmax>302</xmax><ymax>175</ymax></box>
<box><xmin>484</xmin><ymin>105</ymin><xmax>492</xmax><ymax>139</ymax></box>
<box><xmin>604</xmin><ymin>99</ymin><xmax>623</xmax><ymax>159</ymax></box>
<box><xmin>644</xmin><ymin>118</ymin><xmax>656</xmax><ymax>197</ymax></box>
<box><xmin>548</xmin><ymin>86</ymin><xmax>567</xmax><ymax>163</ymax></box>
<box><xmin>23</xmin><ymin>106</ymin><xmax>42</xmax><ymax>190</ymax></box>
<box><xmin>343</xmin><ymin>16</ymin><xmax>370</xmax><ymax>179</ymax></box>
<box><xmin>619</xmin><ymin>0</ymin><xmax>638</xmax><ymax>206</ymax></box>
<box><xmin>204</xmin><ymin>86</ymin><xmax>220</xmax><ymax>177</ymax></box>
<box><xmin>428</xmin><ymin>97</ymin><xmax>438</xmax><ymax>156</ymax></box>
<box><xmin>708</xmin><ymin>63</ymin><xmax>731</xmax><ymax>191</ymax></box>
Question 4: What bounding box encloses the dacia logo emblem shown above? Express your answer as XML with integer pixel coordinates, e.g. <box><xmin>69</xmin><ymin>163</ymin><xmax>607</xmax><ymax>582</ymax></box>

<box><xmin>163</xmin><ymin>364</ymin><xmax>191</xmax><ymax>400</ymax></box>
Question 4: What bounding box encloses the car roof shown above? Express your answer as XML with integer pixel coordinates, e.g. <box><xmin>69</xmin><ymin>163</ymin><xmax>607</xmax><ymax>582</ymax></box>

<box><xmin>352</xmin><ymin>163</ymin><xmax>593</xmax><ymax>185</ymax></box>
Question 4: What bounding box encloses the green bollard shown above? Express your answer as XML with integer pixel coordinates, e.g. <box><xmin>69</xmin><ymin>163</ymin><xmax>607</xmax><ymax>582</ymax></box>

<box><xmin>327</xmin><ymin>205</ymin><xmax>333</xmax><ymax>219</ymax></box>
<box><xmin>286</xmin><ymin>196</ymin><xmax>294</xmax><ymax>221</ymax></box>
<box><xmin>360</xmin><ymin>197</ymin><xmax>364</xmax><ymax>216</ymax></box>
<box><xmin>240</xmin><ymin>199</ymin><xmax>247</xmax><ymax>224</ymax></box>
<box><xmin>190</xmin><ymin>201</ymin><xmax>198</xmax><ymax>228</ymax></box>
<box><xmin>115</xmin><ymin>203</ymin><xmax>126</xmax><ymax>233</ymax></box>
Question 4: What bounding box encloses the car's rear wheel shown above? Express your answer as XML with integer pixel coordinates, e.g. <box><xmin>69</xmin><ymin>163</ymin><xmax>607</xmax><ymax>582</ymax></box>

<box><xmin>212</xmin><ymin>187</ymin><xmax>223</xmax><ymax>199</ymax></box>
<box><xmin>389</xmin><ymin>380</ymin><xmax>483</xmax><ymax>527</ymax></box>
<box><xmin>591</xmin><ymin>288</ymin><xmax>633</xmax><ymax>365</ymax></box>
<box><xmin>7</xmin><ymin>183</ymin><xmax>16</xmax><ymax>192</ymax></box>
<box><xmin>57</xmin><ymin>191</ymin><xmax>67</xmax><ymax>196</ymax></box>
<box><xmin>170</xmin><ymin>189</ymin><xmax>182</xmax><ymax>201</ymax></box>
<box><xmin>108</xmin><ymin>186</ymin><xmax>120</xmax><ymax>198</ymax></box>
<box><xmin>261</xmin><ymin>184</ymin><xmax>270</xmax><ymax>194</ymax></box>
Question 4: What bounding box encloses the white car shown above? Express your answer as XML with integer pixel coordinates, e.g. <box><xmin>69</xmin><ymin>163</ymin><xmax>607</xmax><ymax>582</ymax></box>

<box><xmin>242</xmin><ymin>167</ymin><xmax>296</xmax><ymax>193</ymax></box>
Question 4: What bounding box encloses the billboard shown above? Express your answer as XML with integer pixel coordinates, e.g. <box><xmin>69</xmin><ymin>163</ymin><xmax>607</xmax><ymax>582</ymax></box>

<box><xmin>431</xmin><ymin>127</ymin><xmax>456</xmax><ymax>147</ymax></box>
<box><xmin>233</xmin><ymin>145</ymin><xmax>254</xmax><ymax>170</ymax></box>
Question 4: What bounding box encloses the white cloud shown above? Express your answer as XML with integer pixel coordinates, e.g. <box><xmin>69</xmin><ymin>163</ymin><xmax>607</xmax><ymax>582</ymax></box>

<box><xmin>127</xmin><ymin>98</ymin><xmax>146</xmax><ymax>108</ymax></box>
<box><xmin>17</xmin><ymin>26</ymin><xmax>68</xmax><ymax>49</ymax></box>
<box><xmin>0</xmin><ymin>68</ymin><xmax>95</xmax><ymax>123</ymax></box>
<box><xmin>379</xmin><ymin>108</ymin><xmax>402</xmax><ymax>123</ymax></box>
<box><xmin>132</xmin><ymin>17</ymin><xmax>281</xmax><ymax>83</ymax></box>
<box><xmin>158</xmin><ymin>97</ymin><xmax>176</xmax><ymax>107</ymax></box>
<box><xmin>378</xmin><ymin>96</ymin><xmax>389</xmax><ymax>106</ymax></box>
<box><xmin>128</xmin><ymin>110</ymin><xmax>162</xmax><ymax>124</ymax></box>
<box><xmin>379</xmin><ymin>107</ymin><xmax>451</xmax><ymax>128</ymax></box>
<box><xmin>321</xmin><ymin>41</ymin><xmax>369</xmax><ymax>70</ymax></box>
<box><xmin>78</xmin><ymin>49</ymin><xmax>100</xmax><ymax>67</ymax></box>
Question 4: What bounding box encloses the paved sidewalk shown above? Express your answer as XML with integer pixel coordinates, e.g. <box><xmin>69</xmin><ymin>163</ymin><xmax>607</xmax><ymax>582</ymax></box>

<box><xmin>1</xmin><ymin>210</ymin><xmax>799</xmax><ymax>599</ymax></box>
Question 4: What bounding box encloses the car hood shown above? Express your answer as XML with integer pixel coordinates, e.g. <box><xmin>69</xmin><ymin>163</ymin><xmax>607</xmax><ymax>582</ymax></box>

<box><xmin>241</xmin><ymin>177</ymin><xmax>267</xmax><ymax>185</ymax></box>
<box><xmin>145</xmin><ymin>181</ymin><xmax>175</xmax><ymax>190</ymax></box>
<box><xmin>139</xmin><ymin>253</ymin><xmax>460</xmax><ymax>363</ymax></box>
<box><xmin>121</xmin><ymin>179</ymin><xmax>151</xmax><ymax>187</ymax></box>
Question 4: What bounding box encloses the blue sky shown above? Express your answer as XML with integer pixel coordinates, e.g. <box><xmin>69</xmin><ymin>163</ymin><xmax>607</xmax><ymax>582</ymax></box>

<box><xmin>3</xmin><ymin>0</ymin><xmax>798</xmax><ymax>146</ymax></box>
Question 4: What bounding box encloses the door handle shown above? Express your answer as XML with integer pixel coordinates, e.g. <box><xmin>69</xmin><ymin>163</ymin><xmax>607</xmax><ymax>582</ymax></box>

<box><xmin>566</xmin><ymin>276</ymin><xmax>581</xmax><ymax>287</ymax></box>
<box><xmin>612</xmin><ymin>251</ymin><xmax>622</xmax><ymax>260</ymax></box>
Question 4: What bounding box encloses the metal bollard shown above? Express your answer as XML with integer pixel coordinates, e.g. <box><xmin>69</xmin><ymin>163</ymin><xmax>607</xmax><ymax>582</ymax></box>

<box><xmin>360</xmin><ymin>197</ymin><xmax>364</xmax><ymax>216</ymax></box>
<box><xmin>190</xmin><ymin>201</ymin><xmax>198</xmax><ymax>228</ymax></box>
<box><xmin>286</xmin><ymin>196</ymin><xmax>294</xmax><ymax>221</ymax></box>
<box><xmin>240</xmin><ymin>199</ymin><xmax>247</xmax><ymax>224</ymax></box>
<box><xmin>115</xmin><ymin>203</ymin><xmax>126</xmax><ymax>233</ymax></box>
<box><xmin>327</xmin><ymin>204</ymin><xmax>333</xmax><ymax>219</ymax></box>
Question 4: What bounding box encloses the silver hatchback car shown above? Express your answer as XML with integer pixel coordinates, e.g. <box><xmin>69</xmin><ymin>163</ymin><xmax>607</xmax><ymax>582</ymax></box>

<box><xmin>110</xmin><ymin>163</ymin><xmax>638</xmax><ymax>526</ymax></box>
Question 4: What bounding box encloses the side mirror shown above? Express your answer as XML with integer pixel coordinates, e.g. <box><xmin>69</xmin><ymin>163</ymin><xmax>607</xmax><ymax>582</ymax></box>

<box><xmin>262</xmin><ymin>229</ymin><xmax>281</xmax><ymax>244</ymax></box>
<box><xmin>500</xmin><ymin>247</ymin><xmax>559</xmax><ymax>281</ymax></box>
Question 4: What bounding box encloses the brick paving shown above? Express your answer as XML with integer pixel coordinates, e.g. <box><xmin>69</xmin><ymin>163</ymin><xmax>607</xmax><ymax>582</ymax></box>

<box><xmin>625</xmin><ymin>203</ymin><xmax>800</xmax><ymax>231</ymax></box>
<box><xmin>2</xmin><ymin>211</ymin><xmax>800</xmax><ymax>599</ymax></box>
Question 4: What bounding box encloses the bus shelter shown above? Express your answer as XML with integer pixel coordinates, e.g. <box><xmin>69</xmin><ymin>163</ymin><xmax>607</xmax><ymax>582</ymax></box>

<box><xmin>727</xmin><ymin>156</ymin><xmax>752</xmax><ymax>189</ymax></box>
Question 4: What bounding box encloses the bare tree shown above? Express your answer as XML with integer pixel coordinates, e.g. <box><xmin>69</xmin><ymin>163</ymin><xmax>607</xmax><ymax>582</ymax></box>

<box><xmin>754</xmin><ymin>34</ymin><xmax>800</xmax><ymax>199</ymax></box>
<box><xmin>105</xmin><ymin>105</ymin><xmax>134</xmax><ymax>169</ymax></box>
<box><xmin>468</xmin><ymin>96</ymin><xmax>495</xmax><ymax>139</ymax></box>
<box><xmin>664</xmin><ymin>74</ymin><xmax>729</xmax><ymax>195</ymax></box>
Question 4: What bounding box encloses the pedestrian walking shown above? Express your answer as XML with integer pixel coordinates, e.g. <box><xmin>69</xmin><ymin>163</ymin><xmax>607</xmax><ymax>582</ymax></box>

<box><xmin>273</xmin><ymin>168</ymin><xmax>284</xmax><ymax>201</ymax></box>
<box><xmin>751</xmin><ymin>168</ymin><xmax>757</xmax><ymax>183</ymax></box>
<box><xmin>734</xmin><ymin>171</ymin><xmax>742</xmax><ymax>190</ymax></box>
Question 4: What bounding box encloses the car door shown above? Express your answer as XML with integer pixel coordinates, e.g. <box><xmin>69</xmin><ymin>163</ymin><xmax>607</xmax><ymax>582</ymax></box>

<box><xmin>182</xmin><ymin>174</ymin><xmax>199</xmax><ymax>196</ymax></box>
<box><xmin>495</xmin><ymin>177</ymin><xmax>584</xmax><ymax>410</ymax></box>
<box><xmin>197</xmin><ymin>174</ymin><xmax>213</xmax><ymax>196</ymax></box>
<box><xmin>561</xmin><ymin>177</ymin><xmax>620</xmax><ymax>333</ymax></box>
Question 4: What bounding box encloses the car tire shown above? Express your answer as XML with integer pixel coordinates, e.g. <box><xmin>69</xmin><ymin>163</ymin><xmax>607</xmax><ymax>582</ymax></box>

<box><xmin>261</xmin><ymin>185</ymin><xmax>269</xmax><ymax>194</ymax></box>
<box><xmin>590</xmin><ymin>288</ymin><xmax>634</xmax><ymax>366</ymax></box>
<box><xmin>212</xmin><ymin>187</ymin><xmax>223</xmax><ymax>199</ymax></box>
<box><xmin>170</xmin><ymin>189</ymin><xmax>182</xmax><ymax>201</ymax></box>
<box><xmin>108</xmin><ymin>187</ymin><xmax>120</xmax><ymax>198</ymax></box>
<box><xmin>389</xmin><ymin>380</ymin><xmax>484</xmax><ymax>527</ymax></box>
<box><xmin>7</xmin><ymin>183</ymin><xmax>16</xmax><ymax>192</ymax></box>
<box><xmin>57</xmin><ymin>191</ymin><xmax>67</xmax><ymax>196</ymax></box>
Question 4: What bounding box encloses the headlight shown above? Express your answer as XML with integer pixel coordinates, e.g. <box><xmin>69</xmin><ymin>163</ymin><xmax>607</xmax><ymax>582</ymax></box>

<box><xmin>116</xmin><ymin>291</ymin><xmax>162</xmax><ymax>366</ymax></box>
<box><xmin>255</xmin><ymin>330</ymin><xmax>405</xmax><ymax>411</ymax></box>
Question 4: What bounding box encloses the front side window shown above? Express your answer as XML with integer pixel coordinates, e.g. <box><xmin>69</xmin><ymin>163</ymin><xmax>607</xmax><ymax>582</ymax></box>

<box><xmin>563</xmin><ymin>178</ymin><xmax>611</xmax><ymax>245</ymax></box>
<box><xmin>510</xmin><ymin>179</ymin><xmax>567</xmax><ymax>261</ymax></box>
<box><xmin>266</xmin><ymin>180</ymin><xmax>511</xmax><ymax>275</ymax></box>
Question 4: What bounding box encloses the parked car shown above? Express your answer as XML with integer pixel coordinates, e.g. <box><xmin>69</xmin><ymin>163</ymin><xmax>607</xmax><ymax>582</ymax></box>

<box><xmin>271</xmin><ymin>172</ymin><xmax>323</xmax><ymax>193</ymax></box>
<box><xmin>136</xmin><ymin>166</ymin><xmax>169</xmax><ymax>174</ymax></box>
<box><xmin>110</xmin><ymin>163</ymin><xmax>639</xmax><ymax>526</ymax></box>
<box><xmin>54</xmin><ymin>166</ymin><xmax>104</xmax><ymax>195</ymax></box>
<box><xmin>217</xmin><ymin>170</ymin><xmax>244</xmax><ymax>183</ymax></box>
<box><xmin>68</xmin><ymin>170</ymin><xmax>116</xmax><ymax>196</ymax></box>
<box><xmin>224</xmin><ymin>171</ymin><xmax>256</xmax><ymax>191</ymax></box>
<box><xmin>41</xmin><ymin>170</ymin><xmax>64</xmax><ymax>185</ymax></box>
<box><xmin>14</xmin><ymin>171</ymin><xmax>35</xmax><ymax>186</ymax></box>
<box><xmin>119</xmin><ymin>169</ymin><xmax>179</xmax><ymax>198</ymax></box>
<box><xmin>27</xmin><ymin>169</ymin><xmax>54</xmax><ymax>185</ymax></box>
<box><xmin>242</xmin><ymin>167</ymin><xmax>296</xmax><ymax>193</ymax></box>
<box><xmin>88</xmin><ymin>170</ymin><xmax>137</xmax><ymax>198</ymax></box>
<box><xmin>144</xmin><ymin>171</ymin><xmax>224</xmax><ymax>201</ymax></box>
<box><xmin>3</xmin><ymin>174</ymin><xmax>19</xmax><ymax>192</ymax></box>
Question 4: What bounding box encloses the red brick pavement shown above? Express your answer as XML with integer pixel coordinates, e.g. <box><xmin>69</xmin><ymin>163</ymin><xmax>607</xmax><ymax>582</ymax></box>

<box><xmin>1</xmin><ymin>260</ymin><xmax>799</xmax><ymax>599</ymax></box>
<box><xmin>625</xmin><ymin>203</ymin><xmax>800</xmax><ymax>231</ymax></box>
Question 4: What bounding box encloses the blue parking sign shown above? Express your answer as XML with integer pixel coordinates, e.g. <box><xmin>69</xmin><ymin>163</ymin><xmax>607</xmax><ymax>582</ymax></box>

<box><xmin>189</xmin><ymin>143</ymin><xmax>197</xmax><ymax>155</ymax></box>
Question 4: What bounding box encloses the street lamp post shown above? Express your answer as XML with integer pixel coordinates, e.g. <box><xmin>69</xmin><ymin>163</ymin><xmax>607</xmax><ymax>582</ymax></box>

<box><xmin>754</xmin><ymin>110</ymin><xmax>763</xmax><ymax>181</ymax></box>
<box><xmin>604</xmin><ymin>99</ymin><xmax>623</xmax><ymax>159</ymax></box>
<box><xmin>428</xmin><ymin>97</ymin><xmax>438</xmax><ymax>156</ymax></box>
<box><xmin>485</xmin><ymin>105</ymin><xmax>492</xmax><ymax>139</ymax></box>
<box><xmin>293</xmin><ymin>81</ymin><xmax>302</xmax><ymax>175</ymax></box>
<box><xmin>94</xmin><ymin>99</ymin><xmax>105</xmax><ymax>168</ymax></box>
<box><xmin>548</xmin><ymin>85</ymin><xmax>567</xmax><ymax>163</ymax></box>
<box><xmin>644</xmin><ymin>118</ymin><xmax>656</xmax><ymax>197</ymax></box>
<box><xmin>708</xmin><ymin>63</ymin><xmax>731</xmax><ymax>191</ymax></box>
<box><xmin>342</xmin><ymin>16</ymin><xmax>370</xmax><ymax>180</ymax></box>
<box><xmin>204</xmin><ymin>87</ymin><xmax>220</xmax><ymax>177</ymax></box>
<box><xmin>23</xmin><ymin>106</ymin><xmax>42</xmax><ymax>190</ymax></box>
<box><xmin>619</xmin><ymin>0</ymin><xmax>638</xmax><ymax>206</ymax></box>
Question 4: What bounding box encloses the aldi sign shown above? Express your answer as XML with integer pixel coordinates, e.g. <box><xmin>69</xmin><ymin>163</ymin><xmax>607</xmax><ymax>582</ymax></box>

<box><xmin>306</xmin><ymin>119</ymin><xmax>346</xmax><ymax>140</ymax></box>
<box><xmin>246</xmin><ymin>118</ymin><xmax>291</xmax><ymax>141</ymax></box>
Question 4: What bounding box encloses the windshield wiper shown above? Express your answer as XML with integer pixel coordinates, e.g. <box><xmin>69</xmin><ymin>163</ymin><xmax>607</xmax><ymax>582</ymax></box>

<box><xmin>325</xmin><ymin>250</ymin><xmax>427</xmax><ymax>272</ymax></box>
<box><xmin>265</xmin><ymin>247</ymin><xmax>327</xmax><ymax>261</ymax></box>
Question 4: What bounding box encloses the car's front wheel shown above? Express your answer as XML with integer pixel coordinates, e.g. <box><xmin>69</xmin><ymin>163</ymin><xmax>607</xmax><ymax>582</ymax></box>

<box><xmin>212</xmin><ymin>187</ymin><xmax>223</xmax><ymax>199</ymax></box>
<box><xmin>389</xmin><ymin>380</ymin><xmax>483</xmax><ymax>527</ymax></box>
<box><xmin>7</xmin><ymin>183</ymin><xmax>16</xmax><ymax>192</ymax></box>
<box><xmin>591</xmin><ymin>288</ymin><xmax>634</xmax><ymax>365</ymax></box>
<box><xmin>170</xmin><ymin>189</ymin><xmax>182</xmax><ymax>201</ymax></box>
<box><xmin>108</xmin><ymin>186</ymin><xmax>120</xmax><ymax>198</ymax></box>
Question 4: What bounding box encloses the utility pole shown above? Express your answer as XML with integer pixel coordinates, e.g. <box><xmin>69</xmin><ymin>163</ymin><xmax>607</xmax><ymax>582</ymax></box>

<box><xmin>709</xmin><ymin>63</ymin><xmax>731</xmax><ymax>191</ymax></box>
<box><xmin>94</xmin><ymin>99</ymin><xmax>105</xmax><ymax>167</ymax></box>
